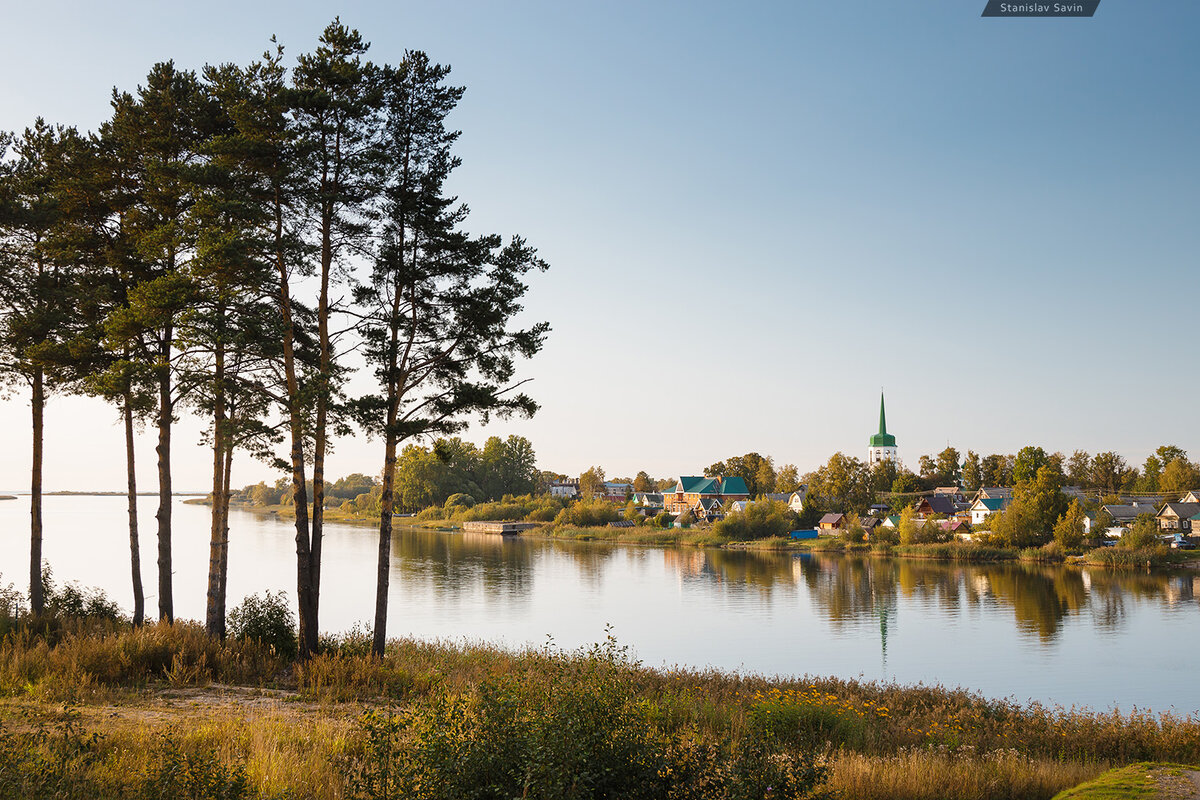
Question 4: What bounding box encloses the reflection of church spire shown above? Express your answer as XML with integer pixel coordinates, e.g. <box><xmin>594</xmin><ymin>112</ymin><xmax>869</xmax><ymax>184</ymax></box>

<box><xmin>879</xmin><ymin>603</ymin><xmax>889</xmax><ymax>674</ymax></box>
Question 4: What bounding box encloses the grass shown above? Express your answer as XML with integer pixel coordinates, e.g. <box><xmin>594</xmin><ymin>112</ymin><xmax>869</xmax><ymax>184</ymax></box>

<box><xmin>5</xmin><ymin>620</ymin><xmax>1200</xmax><ymax>798</ymax></box>
<box><xmin>1050</xmin><ymin>761</ymin><xmax>1200</xmax><ymax>799</ymax></box>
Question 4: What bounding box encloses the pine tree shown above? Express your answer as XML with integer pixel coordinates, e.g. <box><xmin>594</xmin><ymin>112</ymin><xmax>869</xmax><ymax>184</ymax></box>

<box><xmin>103</xmin><ymin>63</ymin><xmax>213</xmax><ymax>622</ymax></box>
<box><xmin>0</xmin><ymin>121</ymin><xmax>88</xmax><ymax>614</ymax></box>
<box><xmin>290</xmin><ymin>20</ymin><xmax>385</xmax><ymax>656</ymax></box>
<box><xmin>352</xmin><ymin>51</ymin><xmax>548</xmax><ymax>656</ymax></box>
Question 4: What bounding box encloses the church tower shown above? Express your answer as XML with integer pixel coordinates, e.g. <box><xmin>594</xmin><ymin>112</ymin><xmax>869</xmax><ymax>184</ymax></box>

<box><xmin>868</xmin><ymin>392</ymin><xmax>898</xmax><ymax>465</ymax></box>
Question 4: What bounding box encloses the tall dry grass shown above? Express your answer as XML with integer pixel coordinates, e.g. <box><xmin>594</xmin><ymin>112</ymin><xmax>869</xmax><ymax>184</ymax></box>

<box><xmin>827</xmin><ymin>748</ymin><xmax>1104</xmax><ymax>800</ymax></box>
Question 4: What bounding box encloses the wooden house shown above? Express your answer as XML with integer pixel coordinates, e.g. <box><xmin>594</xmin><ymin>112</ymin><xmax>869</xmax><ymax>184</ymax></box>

<box><xmin>664</xmin><ymin>476</ymin><xmax>750</xmax><ymax>516</ymax></box>
<box><xmin>818</xmin><ymin>512</ymin><xmax>845</xmax><ymax>532</ymax></box>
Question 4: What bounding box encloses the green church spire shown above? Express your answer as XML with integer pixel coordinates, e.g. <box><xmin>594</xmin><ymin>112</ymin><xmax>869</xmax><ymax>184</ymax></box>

<box><xmin>869</xmin><ymin>392</ymin><xmax>896</xmax><ymax>448</ymax></box>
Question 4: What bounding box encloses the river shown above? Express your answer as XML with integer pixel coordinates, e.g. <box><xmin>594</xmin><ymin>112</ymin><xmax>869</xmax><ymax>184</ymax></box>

<box><xmin>1</xmin><ymin>495</ymin><xmax>1198</xmax><ymax>715</ymax></box>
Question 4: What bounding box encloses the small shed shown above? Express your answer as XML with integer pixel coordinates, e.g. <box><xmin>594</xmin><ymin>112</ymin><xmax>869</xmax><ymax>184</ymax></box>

<box><xmin>818</xmin><ymin>512</ymin><xmax>845</xmax><ymax>531</ymax></box>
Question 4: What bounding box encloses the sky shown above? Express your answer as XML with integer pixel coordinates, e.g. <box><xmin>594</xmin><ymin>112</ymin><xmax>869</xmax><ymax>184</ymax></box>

<box><xmin>0</xmin><ymin>0</ymin><xmax>1197</xmax><ymax>491</ymax></box>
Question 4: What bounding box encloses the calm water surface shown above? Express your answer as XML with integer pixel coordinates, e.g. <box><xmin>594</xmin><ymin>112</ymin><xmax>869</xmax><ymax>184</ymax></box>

<box><xmin>2</xmin><ymin>495</ymin><xmax>1198</xmax><ymax>715</ymax></box>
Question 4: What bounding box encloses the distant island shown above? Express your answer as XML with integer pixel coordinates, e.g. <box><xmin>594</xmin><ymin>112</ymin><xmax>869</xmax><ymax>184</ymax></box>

<box><xmin>0</xmin><ymin>495</ymin><xmax>14</xmax><ymax>501</ymax></box>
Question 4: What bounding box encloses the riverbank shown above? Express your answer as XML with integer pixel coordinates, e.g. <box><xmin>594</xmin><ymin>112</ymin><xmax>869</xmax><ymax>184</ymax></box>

<box><xmin>5</xmin><ymin>621</ymin><xmax>1200</xmax><ymax>799</ymax></box>
<box><xmin>194</xmin><ymin>498</ymin><xmax>1200</xmax><ymax>573</ymax></box>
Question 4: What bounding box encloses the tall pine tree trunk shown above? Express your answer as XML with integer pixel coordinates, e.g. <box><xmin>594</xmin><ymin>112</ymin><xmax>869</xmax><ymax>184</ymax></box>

<box><xmin>372</xmin><ymin>424</ymin><xmax>397</xmax><ymax>657</ymax></box>
<box><xmin>302</xmin><ymin>214</ymin><xmax>334</xmax><ymax>658</ymax></box>
<box><xmin>205</xmin><ymin>340</ymin><xmax>226</xmax><ymax>638</ymax></box>
<box><xmin>124</xmin><ymin>392</ymin><xmax>144</xmax><ymax>626</ymax></box>
<box><xmin>155</xmin><ymin>327</ymin><xmax>174</xmax><ymax>623</ymax></box>
<box><xmin>29</xmin><ymin>368</ymin><xmax>44</xmax><ymax>615</ymax></box>
<box><xmin>218</xmin><ymin>437</ymin><xmax>233</xmax><ymax>630</ymax></box>
<box><xmin>275</xmin><ymin>204</ymin><xmax>317</xmax><ymax>658</ymax></box>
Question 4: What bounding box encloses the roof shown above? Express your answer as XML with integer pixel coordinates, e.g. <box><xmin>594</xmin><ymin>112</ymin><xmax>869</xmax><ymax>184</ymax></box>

<box><xmin>974</xmin><ymin>487</ymin><xmax>1013</xmax><ymax>500</ymax></box>
<box><xmin>819</xmin><ymin>513</ymin><xmax>844</xmax><ymax>525</ymax></box>
<box><xmin>1158</xmin><ymin>502</ymin><xmax>1200</xmax><ymax>519</ymax></box>
<box><xmin>869</xmin><ymin>392</ymin><xmax>897</xmax><ymax>447</ymax></box>
<box><xmin>763</xmin><ymin>493</ymin><xmax>791</xmax><ymax>502</ymax></box>
<box><xmin>920</xmin><ymin>495</ymin><xmax>958</xmax><ymax>515</ymax></box>
<box><xmin>972</xmin><ymin>498</ymin><xmax>1005</xmax><ymax>512</ymax></box>
<box><xmin>697</xmin><ymin>497</ymin><xmax>723</xmax><ymax>511</ymax></box>
<box><xmin>1102</xmin><ymin>504</ymin><xmax>1158</xmax><ymax>522</ymax></box>
<box><xmin>719</xmin><ymin>476</ymin><xmax>750</xmax><ymax>495</ymax></box>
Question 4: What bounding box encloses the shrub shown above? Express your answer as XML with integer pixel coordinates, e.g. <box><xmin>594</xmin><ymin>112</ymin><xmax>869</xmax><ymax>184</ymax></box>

<box><xmin>228</xmin><ymin>591</ymin><xmax>297</xmax><ymax>659</ymax></box>
<box><xmin>443</xmin><ymin>493</ymin><xmax>475</xmax><ymax>512</ymax></box>
<box><xmin>1119</xmin><ymin>515</ymin><xmax>1161</xmax><ymax>549</ymax></box>
<box><xmin>141</xmin><ymin>735</ymin><xmax>252</xmax><ymax>800</ymax></box>
<box><xmin>346</xmin><ymin>637</ymin><xmax>831</xmax><ymax>800</ymax></box>
<box><xmin>554</xmin><ymin>500</ymin><xmax>619</xmax><ymax>528</ymax></box>
<box><xmin>713</xmin><ymin>501</ymin><xmax>798</xmax><ymax>541</ymax></box>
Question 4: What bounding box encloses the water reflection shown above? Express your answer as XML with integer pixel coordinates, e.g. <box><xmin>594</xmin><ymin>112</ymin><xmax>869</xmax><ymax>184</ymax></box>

<box><xmin>5</xmin><ymin>497</ymin><xmax>1200</xmax><ymax>712</ymax></box>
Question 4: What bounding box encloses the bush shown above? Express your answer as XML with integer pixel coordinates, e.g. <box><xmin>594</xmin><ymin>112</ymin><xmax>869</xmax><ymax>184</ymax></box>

<box><xmin>347</xmin><ymin>637</ymin><xmax>831</xmax><ymax>800</ymax></box>
<box><xmin>554</xmin><ymin>500</ymin><xmax>619</xmax><ymax>528</ymax></box>
<box><xmin>652</xmin><ymin>511</ymin><xmax>675</xmax><ymax>528</ymax></box>
<box><xmin>228</xmin><ymin>591</ymin><xmax>297</xmax><ymax>659</ymax></box>
<box><xmin>414</xmin><ymin>505</ymin><xmax>445</xmax><ymax>521</ymax></box>
<box><xmin>1120</xmin><ymin>515</ymin><xmax>1161</xmax><ymax>549</ymax></box>
<box><xmin>443</xmin><ymin>493</ymin><xmax>475</xmax><ymax>512</ymax></box>
<box><xmin>712</xmin><ymin>501</ymin><xmax>797</xmax><ymax>541</ymax></box>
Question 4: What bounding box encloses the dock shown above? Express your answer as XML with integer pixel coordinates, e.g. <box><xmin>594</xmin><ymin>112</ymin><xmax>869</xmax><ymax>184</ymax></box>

<box><xmin>462</xmin><ymin>521</ymin><xmax>539</xmax><ymax>535</ymax></box>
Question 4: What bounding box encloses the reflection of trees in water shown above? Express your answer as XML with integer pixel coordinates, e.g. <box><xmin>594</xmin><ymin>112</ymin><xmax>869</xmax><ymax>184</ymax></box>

<box><xmin>692</xmin><ymin>549</ymin><xmax>800</xmax><ymax>592</ymax></box>
<box><xmin>389</xmin><ymin>529</ymin><xmax>535</xmax><ymax>599</ymax></box>
<box><xmin>800</xmin><ymin>555</ymin><xmax>898</xmax><ymax>624</ymax></box>
<box><xmin>978</xmin><ymin>564</ymin><xmax>1089</xmax><ymax>641</ymax></box>
<box><xmin>547</xmin><ymin>540</ymin><xmax>622</xmax><ymax>586</ymax></box>
<box><xmin>796</xmin><ymin>556</ymin><xmax>1191</xmax><ymax>644</ymax></box>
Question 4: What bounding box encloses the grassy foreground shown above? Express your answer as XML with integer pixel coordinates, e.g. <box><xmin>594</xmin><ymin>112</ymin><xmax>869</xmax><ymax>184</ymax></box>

<box><xmin>5</xmin><ymin>621</ymin><xmax>1200</xmax><ymax>799</ymax></box>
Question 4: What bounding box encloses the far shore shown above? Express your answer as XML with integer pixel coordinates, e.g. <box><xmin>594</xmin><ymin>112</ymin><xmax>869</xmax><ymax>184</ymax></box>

<box><xmin>1</xmin><ymin>491</ymin><xmax>209</xmax><ymax>497</ymax></box>
<box><xmin>186</xmin><ymin>497</ymin><xmax>1200</xmax><ymax>573</ymax></box>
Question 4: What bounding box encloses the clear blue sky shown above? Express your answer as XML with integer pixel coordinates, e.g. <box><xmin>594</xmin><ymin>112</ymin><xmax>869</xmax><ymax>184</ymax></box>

<box><xmin>1</xmin><ymin>1</ymin><xmax>1196</xmax><ymax>491</ymax></box>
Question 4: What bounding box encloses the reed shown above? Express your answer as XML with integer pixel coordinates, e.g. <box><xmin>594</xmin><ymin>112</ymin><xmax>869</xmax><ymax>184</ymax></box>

<box><xmin>4</xmin><ymin>624</ymin><xmax>1200</xmax><ymax>798</ymax></box>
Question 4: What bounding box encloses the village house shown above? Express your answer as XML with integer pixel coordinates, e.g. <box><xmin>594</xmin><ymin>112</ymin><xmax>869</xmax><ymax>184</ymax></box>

<box><xmin>1157</xmin><ymin>501</ymin><xmax>1200</xmax><ymax>532</ymax></box>
<box><xmin>818</xmin><ymin>512</ymin><xmax>845</xmax><ymax>532</ymax></box>
<box><xmin>1102</xmin><ymin>502</ymin><xmax>1160</xmax><ymax>526</ymax></box>
<box><xmin>663</xmin><ymin>475</ymin><xmax>751</xmax><ymax>520</ymax></box>
<box><xmin>970</xmin><ymin>497</ymin><xmax>1009</xmax><ymax>526</ymax></box>
<box><xmin>549</xmin><ymin>480</ymin><xmax>579</xmax><ymax>499</ymax></box>
<box><xmin>915</xmin><ymin>494</ymin><xmax>959</xmax><ymax>519</ymax></box>
<box><xmin>601</xmin><ymin>482</ymin><xmax>633</xmax><ymax>503</ymax></box>
<box><xmin>632</xmin><ymin>492</ymin><xmax>664</xmax><ymax>513</ymax></box>
<box><xmin>971</xmin><ymin>487</ymin><xmax>1013</xmax><ymax>504</ymax></box>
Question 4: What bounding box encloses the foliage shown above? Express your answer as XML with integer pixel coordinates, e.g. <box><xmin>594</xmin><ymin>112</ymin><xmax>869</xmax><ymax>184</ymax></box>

<box><xmin>1118</xmin><ymin>515</ymin><xmax>1160</xmax><ymax>549</ymax></box>
<box><xmin>227</xmin><ymin>591</ymin><xmax>297</xmax><ymax>659</ymax></box>
<box><xmin>1053</xmin><ymin>500</ymin><xmax>1087</xmax><ymax>551</ymax></box>
<box><xmin>706</xmin><ymin>452</ymin><xmax>777</xmax><ymax>497</ymax></box>
<box><xmin>346</xmin><ymin>636</ymin><xmax>831</xmax><ymax>800</ymax></box>
<box><xmin>808</xmin><ymin>452</ymin><xmax>873</xmax><ymax>514</ymax></box>
<box><xmin>554</xmin><ymin>500</ymin><xmax>619</xmax><ymax>528</ymax></box>
<box><xmin>712</xmin><ymin>500</ymin><xmax>798</xmax><ymax>541</ymax></box>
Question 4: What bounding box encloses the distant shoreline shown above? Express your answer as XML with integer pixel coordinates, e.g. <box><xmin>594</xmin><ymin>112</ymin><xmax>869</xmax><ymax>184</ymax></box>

<box><xmin>0</xmin><ymin>492</ymin><xmax>208</xmax><ymax>497</ymax></box>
